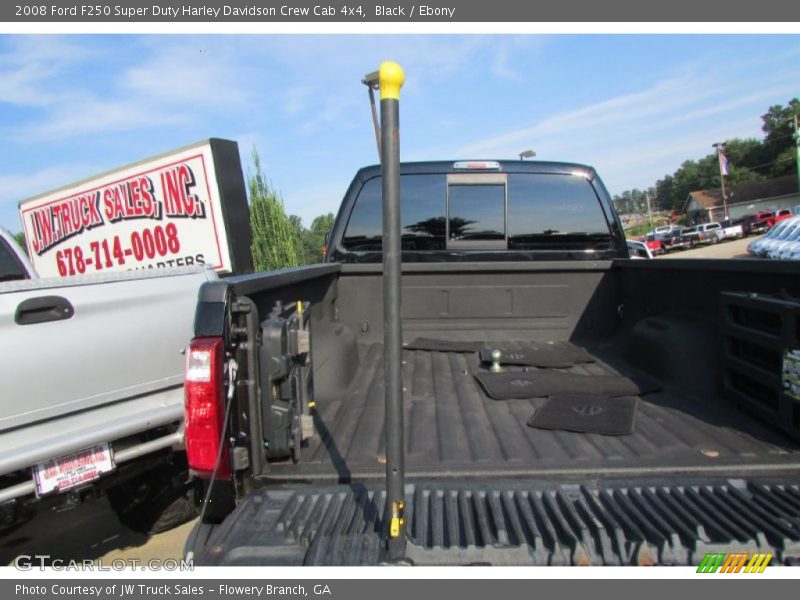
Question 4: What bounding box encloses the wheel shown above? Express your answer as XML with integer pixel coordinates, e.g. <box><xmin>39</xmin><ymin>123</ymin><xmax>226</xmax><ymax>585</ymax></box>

<box><xmin>107</xmin><ymin>454</ymin><xmax>198</xmax><ymax>535</ymax></box>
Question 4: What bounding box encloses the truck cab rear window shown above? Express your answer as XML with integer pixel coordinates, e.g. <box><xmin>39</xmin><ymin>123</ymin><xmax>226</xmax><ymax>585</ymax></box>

<box><xmin>342</xmin><ymin>175</ymin><xmax>446</xmax><ymax>251</ymax></box>
<box><xmin>507</xmin><ymin>174</ymin><xmax>612</xmax><ymax>250</ymax></box>
<box><xmin>447</xmin><ymin>177</ymin><xmax>507</xmax><ymax>249</ymax></box>
<box><xmin>341</xmin><ymin>172</ymin><xmax>612</xmax><ymax>255</ymax></box>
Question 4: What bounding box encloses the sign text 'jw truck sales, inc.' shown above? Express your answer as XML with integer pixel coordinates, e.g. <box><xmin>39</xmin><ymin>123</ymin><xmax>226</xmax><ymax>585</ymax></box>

<box><xmin>19</xmin><ymin>138</ymin><xmax>253</xmax><ymax>278</ymax></box>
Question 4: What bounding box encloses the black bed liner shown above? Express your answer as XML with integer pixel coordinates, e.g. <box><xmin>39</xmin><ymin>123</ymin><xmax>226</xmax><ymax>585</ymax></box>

<box><xmin>189</xmin><ymin>477</ymin><xmax>800</xmax><ymax>565</ymax></box>
<box><xmin>266</xmin><ymin>343</ymin><xmax>800</xmax><ymax>482</ymax></box>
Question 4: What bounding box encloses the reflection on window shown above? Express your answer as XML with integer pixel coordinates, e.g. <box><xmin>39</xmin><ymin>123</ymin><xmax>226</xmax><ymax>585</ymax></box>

<box><xmin>342</xmin><ymin>175</ymin><xmax>446</xmax><ymax>251</ymax></box>
<box><xmin>448</xmin><ymin>184</ymin><xmax>505</xmax><ymax>241</ymax></box>
<box><xmin>507</xmin><ymin>174</ymin><xmax>611</xmax><ymax>250</ymax></box>
<box><xmin>342</xmin><ymin>172</ymin><xmax>612</xmax><ymax>254</ymax></box>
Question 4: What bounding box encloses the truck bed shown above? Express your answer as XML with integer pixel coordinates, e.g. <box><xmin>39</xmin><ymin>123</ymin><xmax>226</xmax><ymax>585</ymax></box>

<box><xmin>190</xmin><ymin>259</ymin><xmax>800</xmax><ymax>565</ymax></box>
<box><xmin>268</xmin><ymin>342</ymin><xmax>800</xmax><ymax>482</ymax></box>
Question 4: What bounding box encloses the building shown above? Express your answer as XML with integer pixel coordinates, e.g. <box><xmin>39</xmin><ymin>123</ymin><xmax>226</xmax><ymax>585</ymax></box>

<box><xmin>683</xmin><ymin>175</ymin><xmax>799</xmax><ymax>223</ymax></box>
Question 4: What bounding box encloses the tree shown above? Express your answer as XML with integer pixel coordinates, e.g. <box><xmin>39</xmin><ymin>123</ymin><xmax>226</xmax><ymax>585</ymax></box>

<box><xmin>248</xmin><ymin>149</ymin><xmax>300</xmax><ymax>271</ymax></box>
<box><xmin>12</xmin><ymin>232</ymin><xmax>27</xmax><ymax>255</ymax></box>
<box><xmin>654</xmin><ymin>175</ymin><xmax>675</xmax><ymax>212</ymax></box>
<box><xmin>284</xmin><ymin>212</ymin><xmax>335</xmax><ymax>265</ymax></box>
<box><xmin>761</xmin><ymin>99</ymin><xmax>800</xmax><ymax>177</ymax></box>
<box><xmin>307</xmin><ymin>213</ymin><xmax>334</xmax><ymax>261</ymax></box>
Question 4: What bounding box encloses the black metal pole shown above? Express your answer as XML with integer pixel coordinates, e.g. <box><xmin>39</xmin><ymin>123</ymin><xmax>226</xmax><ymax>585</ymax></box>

<box><xmin>377</xmin><ymin>62</ymin><xmax>406</xmax><ymax>561</ymax></box>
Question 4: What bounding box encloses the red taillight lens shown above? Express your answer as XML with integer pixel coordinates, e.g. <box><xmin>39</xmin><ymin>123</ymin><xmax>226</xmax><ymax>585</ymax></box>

<box><xmin>185</xmin><ymin>337</ymin><xmax>230</xmax><ymax>479</ymax></box>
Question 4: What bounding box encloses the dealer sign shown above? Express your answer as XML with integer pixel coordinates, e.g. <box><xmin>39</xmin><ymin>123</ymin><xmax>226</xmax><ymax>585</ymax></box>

<box><xmin>19</xmin><ymin>139</ymin><xmax>253</xmax><ymax>277</ymax></box>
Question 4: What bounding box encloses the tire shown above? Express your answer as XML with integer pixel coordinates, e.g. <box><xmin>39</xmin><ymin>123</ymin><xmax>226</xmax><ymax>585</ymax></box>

<box><xmin>107</xmin><ymin>455</ymin><xmax>198</xmax><ymax>535</ymax></box>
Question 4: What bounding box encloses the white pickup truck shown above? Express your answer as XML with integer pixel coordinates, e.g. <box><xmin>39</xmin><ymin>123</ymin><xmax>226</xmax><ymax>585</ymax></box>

<box><xmin>717</xmin><ymin>219</ymin><xmax>745</xmax><ymax>240</ymax></box>
<box><xmin>682</xmin><ymin>222</ymin><xmax>723</xmax><ymax>246</ymax></box>
<box><xmin>0</xmin><ymin>228</ymin><xmax>217</xmax><ymax>533</ymax></box>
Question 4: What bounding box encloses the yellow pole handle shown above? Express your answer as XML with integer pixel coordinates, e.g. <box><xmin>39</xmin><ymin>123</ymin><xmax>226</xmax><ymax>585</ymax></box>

<box><xmin>379</xmin><ymin>61</ymin><xmax>405</xmax><ymax>101</ymax></box>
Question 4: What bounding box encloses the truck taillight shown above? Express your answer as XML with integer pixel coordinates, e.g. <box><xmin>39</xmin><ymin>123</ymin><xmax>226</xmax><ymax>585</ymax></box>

<box><xmin>185</xmin><ymin>337</ymin><xmax>230</xmax><ymax>479</ymax></box>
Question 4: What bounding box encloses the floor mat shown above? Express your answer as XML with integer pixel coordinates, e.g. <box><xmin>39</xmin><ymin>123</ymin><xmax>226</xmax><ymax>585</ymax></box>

<box><xmin>403</xmin><ymin>338</ymin><xmax>484</xmax><ymax>353</ymax></box>
<box><xmin>479</xmin><ymin>342</ymin><xmax>595</xmax><ymax>368</ymax></box>
<box><xmin>527</xmin><ymin>395</ymin><xmax>639</xmax><ymax>435</ymax></box>
<box><xmin>474</xmin><ymin>370</ymin><xmax>661</xmax><ymax>400</ymax></box>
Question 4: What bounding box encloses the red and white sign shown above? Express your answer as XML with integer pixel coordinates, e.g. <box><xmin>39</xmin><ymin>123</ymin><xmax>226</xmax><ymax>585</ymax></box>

<box><xmin>32</xmin><ymin>443</ymin><xmax>115</xmax><ymax>496</ymax></box>
<box><xmin>19</xmin><ymin>141</ymin><xmax>238</xmax><ymax>277</ymax></box>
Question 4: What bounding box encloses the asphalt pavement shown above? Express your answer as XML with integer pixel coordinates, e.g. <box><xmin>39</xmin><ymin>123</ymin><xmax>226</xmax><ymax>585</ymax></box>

<box><xmin>1</xmin><ymin>496</ymin><xmax>194</xmax><ymax>567</ymax></box>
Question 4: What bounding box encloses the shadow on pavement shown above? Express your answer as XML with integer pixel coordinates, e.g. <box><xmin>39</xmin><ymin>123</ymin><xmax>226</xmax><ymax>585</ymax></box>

<box><xmin>0</xmin><ymin>496</ymin><xmax>191</xmax><ymax>565</ymax></box>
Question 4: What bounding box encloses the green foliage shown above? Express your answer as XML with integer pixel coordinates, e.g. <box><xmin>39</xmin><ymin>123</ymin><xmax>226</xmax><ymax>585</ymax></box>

<box><xmin>289</xmin><ymin>212</ymin><xmax>335</xmax><ymax>265</ymax></box>
<box><xmin>12</xmin><ymin>232</ymin><xmax>27</xmax><ymax>255</ymax></box>
<box><xmin>248</xmin><ymin>149</ymin><xmax>300</xmax><ymax>271</ymax></box>
<box><xmin>612</xmin><ymin>188</ymin><xmax>654</xmax><ymax>215</ymax></box>
<box><xmin>624</xmin><ymin>222</ymin><xmax>654</xmax><ymax>238</ymax></box>
<box><xmin>761</xmin><ymin>99</ymin><xmax>800</xmax><ymax>177</ymax></box>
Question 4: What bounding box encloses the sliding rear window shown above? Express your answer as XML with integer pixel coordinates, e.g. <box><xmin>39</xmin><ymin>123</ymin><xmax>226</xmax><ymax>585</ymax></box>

<box><xmin>341</xmin><ymin>172</ymin><xmax>612</xmax><ymax>254</ymax></box>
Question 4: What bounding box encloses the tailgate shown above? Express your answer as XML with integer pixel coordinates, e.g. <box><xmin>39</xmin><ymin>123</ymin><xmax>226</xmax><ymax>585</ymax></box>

<box><xmin>188</xmin><ymin>477</ymin><xmax>800</xmax><ymax>566</ymax></box>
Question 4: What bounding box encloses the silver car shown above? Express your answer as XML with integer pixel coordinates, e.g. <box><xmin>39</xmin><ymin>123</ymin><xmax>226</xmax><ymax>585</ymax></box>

<box><xmin>760</xmin><ymin>216</ymin><xmax>800</xmax><ymax>258</ymax></box>
<box><xmin>747</xmin><ymin>218</ymin><xmax>795</xmax><ymax>256</ymax></box>
<box><xmin>769</xmin><ymin>219</ymin><xmax>800</xmax><ymax>258</ymax></box>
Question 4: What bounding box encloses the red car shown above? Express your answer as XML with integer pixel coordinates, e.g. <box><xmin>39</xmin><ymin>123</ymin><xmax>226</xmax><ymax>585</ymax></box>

<box><xmin>756</xmin><ymin>210</ymin><xmax>776</xmax><ymax>227</ymax></box>
<box><xmin>641</xmin><ymin>234</ymin><xmax>664</xmax><ymax>255</ymax></box>
<box><xmin>775</xmin><ymin>209</ymin><xmax>793</xmax><ymax>223</ymax></box>
<box><xmin>741</xmin><ymin>211</ymin><xmax>775</xmax><ymax>235</ymax></box>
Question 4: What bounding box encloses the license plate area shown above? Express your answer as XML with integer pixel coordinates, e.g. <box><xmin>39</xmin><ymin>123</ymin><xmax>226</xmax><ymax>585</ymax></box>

<box><xmin>32</xmin><ymin>443</ymin><xmax>115</xmax><ymax>496</ymax></box>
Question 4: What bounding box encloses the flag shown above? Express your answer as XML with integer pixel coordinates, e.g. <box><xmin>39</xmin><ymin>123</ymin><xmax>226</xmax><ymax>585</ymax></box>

<box><xmin>718</xmin><ymin>149</ymin><xmax>729</xmax><ymax>176</ymax></box>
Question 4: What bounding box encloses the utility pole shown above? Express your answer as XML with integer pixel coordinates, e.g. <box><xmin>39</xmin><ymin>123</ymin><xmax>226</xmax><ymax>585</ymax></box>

<box><xmin>645</xmin><ymin>191</ymin><xmax>653</xmax><ymax>229</ymax></box>
<box><xmin>713</xmin><ymin>142</ymin><xmax>729</xmax><ymax>221</ymax></box>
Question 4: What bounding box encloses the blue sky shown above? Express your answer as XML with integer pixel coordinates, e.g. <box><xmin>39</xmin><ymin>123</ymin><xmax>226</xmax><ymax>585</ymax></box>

<box><xmin>1</xmin><ymin>34</ymin><xmax>799</xmax><ymax>232</ymax></box>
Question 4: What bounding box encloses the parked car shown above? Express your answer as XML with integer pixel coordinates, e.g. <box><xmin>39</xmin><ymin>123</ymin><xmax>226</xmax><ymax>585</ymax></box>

<box><xmin>747</xmin><ymin>216</ymin><xmax>798</xmax><ymax>256</ymax></box>
<box><xmin>764</xmin><ymin>216</ymin><xmax>800</xmax><ymax>258</ymax></box>
<box><xmin>643</xmin><ymin>233</ymin><xmax>665</xmax><ymax>255</ymax></box>
<box><xmin>717</xmin><ymin>218</ymin><xmax>745</xmax><ymax>240</ymax></box>
<box><xmin>651</xmin><ymin>225</ymin><xmax>678</xmax><ymax>236</ymax></box>
<box><xmin>772</xmin><ymin>221</ymin><xmax>800</xmax><ymax>259</ymax></box>
<box><xmin>655</xmin><ymin>227</ymin><xmax>689</xmax><ymax>252</ymax></box>
<box><xmin>779</xmin><ymin>241</ymin><xmax>800</xmax><ymax>261</ymax></box>
<box><xmin>682</xmin><ymin>222</ymin><xmax>722</xmax><ymax>247</ymax></box>
<box><xmin>741</xmin><ymin>211</ymin><xmax>775</xmax><ymax>236</ymax></box>
<box><xmin>775</xmin><ymin>208</ymin><xmax>793</xmax><ymax>223</ymax></box>
<box><xmin>627</xmin><ymin>239</ymin><xmax>654</xmax><ymax>259</ymax></box>
<box><xmin>0</xmin><ymin>227</ymin><xmax>218</xmax><ymax>533</ymax></box>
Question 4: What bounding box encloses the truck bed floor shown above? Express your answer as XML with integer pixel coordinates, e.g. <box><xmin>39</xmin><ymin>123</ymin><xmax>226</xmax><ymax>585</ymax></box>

<box><xmin>268</xmin><ymin>343</ymin><xmax>800</xmax><ymax>481</ymax></box>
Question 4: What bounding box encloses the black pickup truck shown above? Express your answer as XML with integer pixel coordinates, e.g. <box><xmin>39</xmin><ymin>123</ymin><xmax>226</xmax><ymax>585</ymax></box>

<box><xmin>184</xmin><ymin>160</ymin><xmax>800</xmax><ymax>566</ymax></box>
